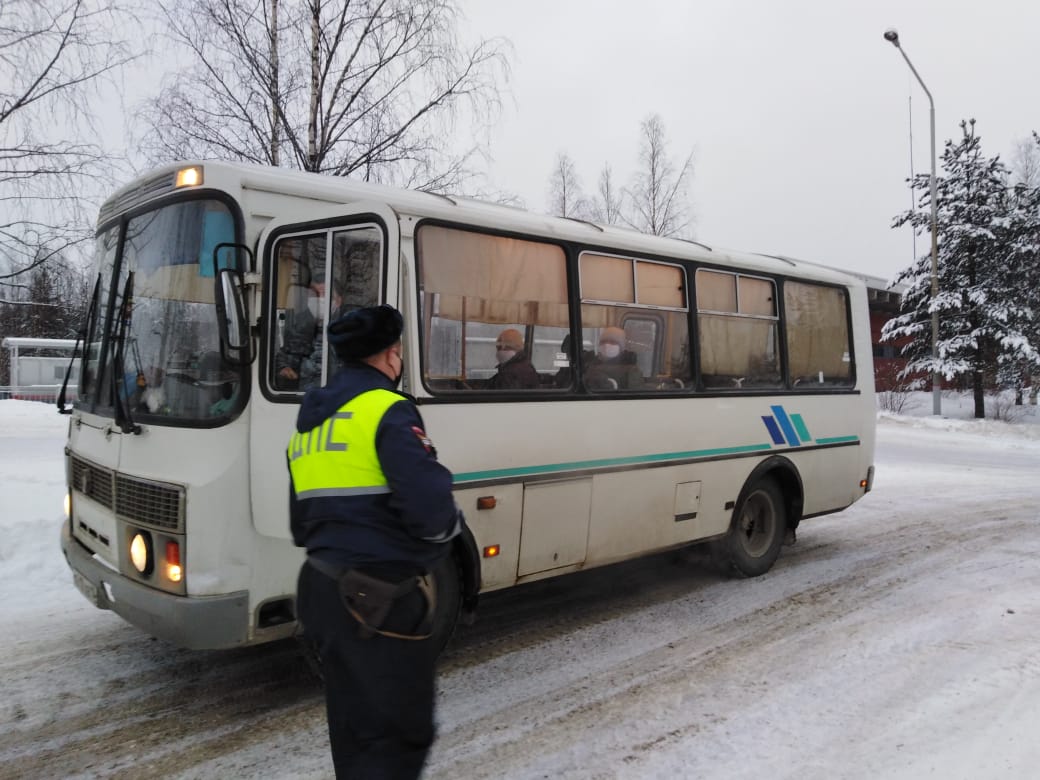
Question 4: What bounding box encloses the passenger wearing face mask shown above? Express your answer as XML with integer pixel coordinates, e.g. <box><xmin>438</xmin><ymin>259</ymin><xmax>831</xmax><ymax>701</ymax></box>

<box><xmin>276</xmin><ymin>277</ymin><xmax>346</xmax><ymax>391</ymax></box>
<box><xmin>584</xmin><ymin>326</ymin><xmax>644</xmax><ymax>391</ymax></box>
<box><xmin>287</xmin><ymin>304</ymin><xmax>463</xmax><ymax>779</ymax></box>
<box><xmin>486</xmin><ymin>328</ymin><xmax>540</xmax><ymax>390</ymax></box>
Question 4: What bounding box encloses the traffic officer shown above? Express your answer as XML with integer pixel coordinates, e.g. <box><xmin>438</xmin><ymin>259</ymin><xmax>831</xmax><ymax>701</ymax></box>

<box><xmin>287</xmin><ymin>304</ymin><xmax>462</xmax><ymax>779</ymax></box>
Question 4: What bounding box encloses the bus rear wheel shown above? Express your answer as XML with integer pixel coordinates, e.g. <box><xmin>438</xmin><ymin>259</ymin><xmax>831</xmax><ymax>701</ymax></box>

<box><xmin>718</xmin><ymin>476</ymin><xmax>785</xmax><ymax>578</ymax></box>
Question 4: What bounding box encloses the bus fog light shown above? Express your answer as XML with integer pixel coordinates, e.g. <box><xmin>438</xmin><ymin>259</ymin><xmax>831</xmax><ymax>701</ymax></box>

<box><xmin>165</xmin><ymin>541</ymin><xmax>183</xmax><ymax>583</ymax></box>
<box><xmin>130</xmin><ymin>532</ymin><xmax>153</xmax><ymax>575</ymax></box>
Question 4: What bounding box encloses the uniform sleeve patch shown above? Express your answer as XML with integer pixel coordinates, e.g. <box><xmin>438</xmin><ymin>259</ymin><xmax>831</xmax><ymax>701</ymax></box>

<box><xmin>411</xmin><ymin>426</ymin><xmax>434</xmax><ymax>452</ymax></box>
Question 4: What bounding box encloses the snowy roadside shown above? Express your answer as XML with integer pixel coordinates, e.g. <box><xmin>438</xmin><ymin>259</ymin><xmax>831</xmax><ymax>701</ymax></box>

<box><xmin>1</xmin><ymin>396</ymin><xmax>1039</xmax><ymax>779</ymax></box>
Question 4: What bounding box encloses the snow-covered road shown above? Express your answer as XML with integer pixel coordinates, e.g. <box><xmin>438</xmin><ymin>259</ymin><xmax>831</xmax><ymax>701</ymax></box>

<box><xmin>1</xmin><ymin>402</ymin><xmax>1039</xmax><ymax>779</ymax></box>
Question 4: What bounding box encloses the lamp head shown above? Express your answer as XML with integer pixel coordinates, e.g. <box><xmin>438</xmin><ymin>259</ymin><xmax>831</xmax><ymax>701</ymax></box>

<box><xmin>883</xmin><ymin>28</ymin><xmax>900</xmax><ymax>47</ymax></box>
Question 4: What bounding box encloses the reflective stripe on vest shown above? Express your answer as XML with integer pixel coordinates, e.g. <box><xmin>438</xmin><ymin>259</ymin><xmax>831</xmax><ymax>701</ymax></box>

<box><xmin>287</xmin><ymin>389</ymin><xmax>404</xmax><ymax>500</ymax></box>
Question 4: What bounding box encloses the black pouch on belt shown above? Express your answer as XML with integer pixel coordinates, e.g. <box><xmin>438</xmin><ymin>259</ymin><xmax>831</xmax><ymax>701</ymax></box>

<box><xmin>338</xmin><ymin>569</ymin><xmax>434</xmax><ymax>640</ymax></box>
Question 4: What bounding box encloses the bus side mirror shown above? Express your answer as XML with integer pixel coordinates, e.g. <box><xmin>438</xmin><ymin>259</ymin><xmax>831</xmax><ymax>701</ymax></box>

<box><xmin>214</xmin><ymin>243</ymin><xmax>256</xmax><ymax>366</ymax></box>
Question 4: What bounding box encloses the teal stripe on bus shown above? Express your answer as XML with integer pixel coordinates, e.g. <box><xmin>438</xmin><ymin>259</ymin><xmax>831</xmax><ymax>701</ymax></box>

<box><xmin>454</xmin><ymin>435</ymin><xmax>862</xmax><ymax>484</ymax></box>
<box><xmin>791</xmin><ymin>413</ymin><xmax>811</xmax><ymax>442</ymax></box>
<box><xmin>454</xmin><ymin>442</ymin><xmax>773</xmax><ymax>483</ymax></box>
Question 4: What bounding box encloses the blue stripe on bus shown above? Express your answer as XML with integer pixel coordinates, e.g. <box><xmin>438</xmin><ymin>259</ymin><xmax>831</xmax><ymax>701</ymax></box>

<box><xmin>761</xmin><ymin>416</ymin><xmax>786</xmax><ymax>445</ymax></box>
<box><xmin>770</xmin><ymin>405</ymin><xmax>801</xmax><ymax>446</ymax></box>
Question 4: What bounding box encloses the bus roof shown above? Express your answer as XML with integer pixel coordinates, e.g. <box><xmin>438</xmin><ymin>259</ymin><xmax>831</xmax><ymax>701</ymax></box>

<box><xmin>102</xmin><ymin>159</ymin><xmax>864</xmax><ymax>288</ymax></box>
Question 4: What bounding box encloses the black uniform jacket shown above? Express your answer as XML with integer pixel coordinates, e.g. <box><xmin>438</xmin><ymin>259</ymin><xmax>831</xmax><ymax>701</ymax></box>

<box><xmin>288</xmin><ymin>362</ymin><xmax>459</xmax><ymax>572</ymax></box>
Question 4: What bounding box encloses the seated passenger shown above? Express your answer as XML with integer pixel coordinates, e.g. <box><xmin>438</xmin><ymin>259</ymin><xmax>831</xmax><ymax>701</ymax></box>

<box><xmin>554</xmin><ymin>333</ymin><xmax>593</xmax><ymax>388</ymax></box>
<box><xmin>275</xmin><ymin>279</ymin><xmax>344</xmax><ymax>391</ymax></box>
<box><xmin>486</xmin><ymin>328</ymin><xmax>540</xmax><ymax>390</ymax></box>
<box><xmin>584</xmin><ymin>327</ymin><xmax>643</xmax><ymax>390</ymax></box>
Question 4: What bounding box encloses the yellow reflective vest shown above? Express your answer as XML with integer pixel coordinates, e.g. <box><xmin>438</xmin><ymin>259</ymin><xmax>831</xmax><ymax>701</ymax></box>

<box><xmin>287</xmin><ymin>388</ymin><xmax>404</xmax><ymax>500</ymax></box>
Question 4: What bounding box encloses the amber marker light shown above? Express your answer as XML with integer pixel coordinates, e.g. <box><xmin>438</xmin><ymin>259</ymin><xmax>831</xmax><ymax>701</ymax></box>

<box><xmin>476</xmin><ymin>496</ymin><xmax>497</xmax><ymax>510</ymax></box>
<box><xmin>175</xmin><ymin>165</ymin><xmax>204</xmax><ymax>187</ymax></box>
<box><xmin>166</xmin><ymin>541</ymin><xmax>183</xmax><ymax>583</ymax></box>
<box><xmin>483</xmin><ymin>544</ymin><xmax>501</xmax><ymax>558</ymax></box>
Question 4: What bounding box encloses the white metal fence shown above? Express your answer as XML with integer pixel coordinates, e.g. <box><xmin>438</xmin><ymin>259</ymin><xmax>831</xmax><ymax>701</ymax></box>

<box><xmin>0</xmin><ymin>385</ymin><xmax>75</xmax><ymax>403</ymax></box>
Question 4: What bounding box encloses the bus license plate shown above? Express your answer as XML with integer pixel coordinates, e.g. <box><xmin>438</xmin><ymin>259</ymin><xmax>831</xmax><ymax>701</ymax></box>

<box><xmin>73</xmin><ymin>572</ymin><xmax>101</xmax><ymax>607</ymax></box>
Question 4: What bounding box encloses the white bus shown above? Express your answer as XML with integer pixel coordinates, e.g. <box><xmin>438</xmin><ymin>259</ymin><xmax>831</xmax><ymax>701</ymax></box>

<box><xmin>60</xmin><ymin>160</ymin><xmax>876</xmax><ymax>652</ymax></box>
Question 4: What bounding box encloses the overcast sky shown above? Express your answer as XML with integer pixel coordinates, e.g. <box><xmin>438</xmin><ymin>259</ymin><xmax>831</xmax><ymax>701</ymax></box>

<box><xmin>459</xmin><ymin>0</ymin><xmax>1040</xmax><ymax>284</ymax></box>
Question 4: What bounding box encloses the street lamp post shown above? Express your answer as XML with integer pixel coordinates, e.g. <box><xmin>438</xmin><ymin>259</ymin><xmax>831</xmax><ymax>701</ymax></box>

<box><xmin>884</xmin><ymin>28</ymin><xmax>942</xmax><ymax>417</ymax></box>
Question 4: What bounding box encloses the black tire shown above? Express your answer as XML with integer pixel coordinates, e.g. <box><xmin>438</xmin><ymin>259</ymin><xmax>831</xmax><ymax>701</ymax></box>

<box><xmin>429</xmin><ymin>552</ymin><xmax>462</xmax><ymax>656</ymax></box>
<box><xmin>720</xmin><ymin>476</ymin><xmax>786</xmax><ymax>578</ymax></box>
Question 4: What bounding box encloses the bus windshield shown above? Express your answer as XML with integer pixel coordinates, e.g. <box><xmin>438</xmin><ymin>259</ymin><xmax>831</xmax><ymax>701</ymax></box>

<box><xmin>80</xmin><ymin>198</ymin><xmax>241</xmax><ymax>424</ymax></box>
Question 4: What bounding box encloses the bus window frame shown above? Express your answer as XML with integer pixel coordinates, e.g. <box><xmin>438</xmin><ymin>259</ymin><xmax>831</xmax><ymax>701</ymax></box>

<box><xmin>259</xmin><ymin>214</ymin><xmax>390</xmax><ymax>405</ymax></box>
<box><xmin>413</xmin><ymin>220</ymin><xmax>573</xmax><ymax>400</ymax></box>
<box><xmin>778</xmin><ymin>276</ymin><xmax>858</xmax><ymax>390</ymax></box>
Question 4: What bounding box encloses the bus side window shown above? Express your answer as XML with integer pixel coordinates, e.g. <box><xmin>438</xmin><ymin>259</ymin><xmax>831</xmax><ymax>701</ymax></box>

<box><xmin>416</xmin><ymin>225</ymin><xmax>570</xmax><ymax>394</ymax></box>
<box><xmin>578</xmin><ymin>255</ymin><xmax>690</xmax><ymax>393</ymax></box>
<box><xmin>784</xmin><ymin>281</ymin><xmax>853</xmax><ymax>388</ymax></box>
<box><xmin>269</xmin><ymin>234</ymin><xmax>327</xmax><ymax>393</ymax></box>
<box><xmin>696</xmin><ymin>269</ymin><xmax>779</xmax><ymax>391</ymax></box>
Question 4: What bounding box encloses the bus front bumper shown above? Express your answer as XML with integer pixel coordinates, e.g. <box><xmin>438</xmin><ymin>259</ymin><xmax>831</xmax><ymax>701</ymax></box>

<box><xmin>60</xmin><ymin>520</ymin><xmax>250</xmax><ymax>650</ymax></box>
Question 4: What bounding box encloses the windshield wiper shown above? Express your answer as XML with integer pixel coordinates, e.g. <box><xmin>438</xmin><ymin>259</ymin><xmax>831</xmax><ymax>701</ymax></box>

<box><xmin>57</xmin><ymin>275</ymin><xmax>100</xmax><ymax>415</ymax></box>
<box><xmin>111</xmin><ymin>272</ymin><xmax>141</xmax><ymax>435</ymax></box>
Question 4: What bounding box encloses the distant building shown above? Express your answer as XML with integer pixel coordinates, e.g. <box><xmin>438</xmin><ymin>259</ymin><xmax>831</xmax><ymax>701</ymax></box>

<box><xmin>851</xmin><ymin>274</ymin><xmax>910</xmax><ymax>391</ymax></box>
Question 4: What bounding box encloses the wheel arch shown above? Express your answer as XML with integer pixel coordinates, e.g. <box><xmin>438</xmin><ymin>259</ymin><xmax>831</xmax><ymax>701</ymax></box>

<box><xmin>739</xmin><ymin>455</ymin><xmax>804</xmax><ymax>532</ymax></box>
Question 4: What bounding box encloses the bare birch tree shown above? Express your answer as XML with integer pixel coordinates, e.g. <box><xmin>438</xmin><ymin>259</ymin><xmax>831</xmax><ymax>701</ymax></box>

<box><xmin>590</xmin><ymin>163</ymin><xmax>623</xmax><ymax>225</ymax></box>
<box><xmin>0</xmin><ymin>0</ymin><xmax>136</xmax><ymax>287</ymax></box>
<box><xmin>626</xmin><ymin>114</ymin><xmax>694</xmax><ymax>237</ymax></box>
<box><xmin>1009</xmin><ymin>133</ymin><xmax>1040</xmax><ymax>189</ymax></box>
<box><xmin>142</xmin><ymin>0</ymin><xmax>510</xmax><ymax>192</ymax></box>
<box><xmin>547</xmin><ymin>151</ymin><xmax>589</xmax><ymax>218</ymax></box>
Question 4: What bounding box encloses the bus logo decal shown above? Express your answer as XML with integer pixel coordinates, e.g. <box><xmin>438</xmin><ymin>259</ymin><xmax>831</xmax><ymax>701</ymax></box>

<box><xmin>762</xmin><ymin>405</ymin><xmax>811</xmax><ymax>447</ymax></box>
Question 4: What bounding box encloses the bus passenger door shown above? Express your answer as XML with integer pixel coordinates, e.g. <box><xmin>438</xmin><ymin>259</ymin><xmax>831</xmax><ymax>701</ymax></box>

<box><xmin>517</xmin><ymin>478</ymin><xmax>592</xmax><ymax>577</ymax></box>
<box><xmin>250</xmin><ymin>201</ymin><xmax>401</xmax><ymax>541</ymax></box>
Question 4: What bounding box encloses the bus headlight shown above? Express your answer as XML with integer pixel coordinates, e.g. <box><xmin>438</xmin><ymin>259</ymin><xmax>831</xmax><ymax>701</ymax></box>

<box><xmin>64</xmin><ymin>491</ymin><xmax>71</xmax><ymax>520</ymax></box>
<box><xmin>130</xmin><ymin>531</ymin><xmax>154</xmax><ymax>575</ymax></box>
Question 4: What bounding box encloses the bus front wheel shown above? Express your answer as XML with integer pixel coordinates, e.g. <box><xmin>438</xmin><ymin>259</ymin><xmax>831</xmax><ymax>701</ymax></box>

<box><xmin>718</xmin><ymin>476</ymin><xmax>785</xmax><ymax>578</ymax></box>
<box><xmin>429</xmin><ymin>552</ymin><xmax>462</xmax><ymax>656</ymax></box>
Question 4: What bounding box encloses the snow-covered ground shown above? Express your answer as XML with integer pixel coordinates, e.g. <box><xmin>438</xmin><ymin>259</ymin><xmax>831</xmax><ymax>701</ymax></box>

<box><xmin>1</xmin><ymin>393</ymin><xmax>1039</xmax><ymax>779</ymax></box>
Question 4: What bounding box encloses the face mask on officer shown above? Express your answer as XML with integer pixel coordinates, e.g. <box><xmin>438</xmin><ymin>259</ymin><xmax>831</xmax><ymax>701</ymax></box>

<box><xmin>389</xmin><ymin>346</ymin><xmax>403</xmax><ymax>388</ymax></box>
<box><xmin>496</xmin><ymin>348</ymin><xmax>517</xmax><ymax>364</ymax></box>
<box><xmin>599</xmin><ymin>343</ymin><xmax>621</xmax><ymax>359</ymax></box>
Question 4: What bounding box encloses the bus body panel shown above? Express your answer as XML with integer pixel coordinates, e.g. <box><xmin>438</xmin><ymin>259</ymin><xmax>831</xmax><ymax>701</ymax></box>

<box><xmin>452</xmin><ymin>484</ymin><xmax>524</xmax><ymax>590</ymax></box>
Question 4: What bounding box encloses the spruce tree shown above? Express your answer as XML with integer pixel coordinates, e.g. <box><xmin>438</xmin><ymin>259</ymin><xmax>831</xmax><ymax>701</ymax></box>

<box><xmin>885</xmin><ymin>120</ymin><xmax>1039</xmax><ymax>418</ymax></box>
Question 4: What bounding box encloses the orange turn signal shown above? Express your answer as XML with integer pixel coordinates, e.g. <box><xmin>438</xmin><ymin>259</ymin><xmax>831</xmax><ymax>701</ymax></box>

<box><xmin>483</xmin><ymin>545</ymin><xmax>501</xmax><ymax>558</ymax></box>
<box><xmin>477</xmin><ymin>496</ymin><xmax>497</xmax><ymax>510</ymax></box>
<box><xmin>166</xmin><ymin>541</ymin><xmax>183</xmax><ymax>582</ymax></box>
